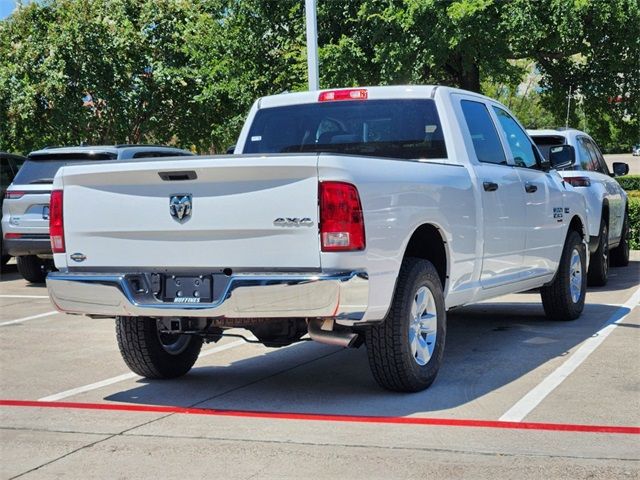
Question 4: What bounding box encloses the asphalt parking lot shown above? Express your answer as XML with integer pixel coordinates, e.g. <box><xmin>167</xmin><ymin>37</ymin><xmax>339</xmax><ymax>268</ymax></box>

<box><xmin>1</xmin><ymin>255</ymin><xmax>639</xmax><ymax>479</ymax></box>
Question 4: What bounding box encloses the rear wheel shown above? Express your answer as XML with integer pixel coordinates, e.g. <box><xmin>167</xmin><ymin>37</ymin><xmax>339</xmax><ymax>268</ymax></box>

<box><xmin>16</xmin><ymin>255</ymin><xmax>47</xmax><ymax>283</ymax></box>
<box><xmin>541</xmin><ymin>230</ymin><xmax>586</xmax><ymax>321</ymax></box>
<box><xmin>587</xmin><ymin>220</ymin><xmax>608</xmax><ymax>287</ymax></box>
<box><xmin>365</xmin><ymin>257</ymin><xmax>446</xmax><ymax>392</ymax></box>
<box><xmin>116</xmin><ymin>316</ymin><xmax>202</xmax><ymax>379</ymax></box>
<box><xmin>610</xmin><ymin>212</ymin><xmax>630</xmax><ymax>267</ymax></box>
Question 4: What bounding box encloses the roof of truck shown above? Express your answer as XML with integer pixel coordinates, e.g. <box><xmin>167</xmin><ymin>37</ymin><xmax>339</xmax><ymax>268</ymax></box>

<box><xmin>257</xmin><ymin>85</ymin><xmax>492</xmax><ymax>109</ymax></box>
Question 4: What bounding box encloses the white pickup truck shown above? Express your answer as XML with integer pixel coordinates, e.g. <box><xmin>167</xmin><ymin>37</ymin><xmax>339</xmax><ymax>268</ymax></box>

<box><xmin>47</xmin><ymin>86</ymin><xmax>589</xmax><ymax>392</ymax></box>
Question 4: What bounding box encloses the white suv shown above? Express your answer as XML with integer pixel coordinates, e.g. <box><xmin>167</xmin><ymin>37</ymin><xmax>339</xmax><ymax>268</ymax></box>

<box><xmin>2</xmin><ymin>145</ymin><xmax>193</xmax><ymax>283</ymax></box>
<box><xmin>528</xmin><ymin>129</ymin><xmax>630</xmax><ymax>286</ymax></box>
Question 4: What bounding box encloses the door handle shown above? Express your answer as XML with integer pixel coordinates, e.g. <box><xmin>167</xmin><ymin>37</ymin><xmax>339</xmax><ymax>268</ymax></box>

<box><xmin>525</xmin><ymin>183</ymin><xmax>538</xmax><ymax>193</ymax></box>
<box><xmin>483</xmin><ymin>181</ymin><xmax>499</xmax><ymax>192</ymax></box>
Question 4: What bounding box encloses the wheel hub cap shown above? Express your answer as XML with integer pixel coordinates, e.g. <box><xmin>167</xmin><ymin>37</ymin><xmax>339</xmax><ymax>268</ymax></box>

<box><xmin>569</xmin><ymin>248</ymin><xmax>582</xmax><ymax>303</ymax></box>
<box><xmin>409</xmin><ymin>286</ymin><xmax>437</xmax><ymax>366</ymax></box>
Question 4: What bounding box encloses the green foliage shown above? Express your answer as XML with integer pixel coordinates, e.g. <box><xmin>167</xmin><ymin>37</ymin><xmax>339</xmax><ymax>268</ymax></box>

<box><xmin>0</xmin><ymin>0</ymin><xmax>638</xmax><ymax>153</ymax></box>
<box><xmin>617</xmin><ymin>175</ymin><xmax>640</xmax><ymax>191</ymax></box>
<box><xmin>618</xmin><ymin>177</ymin><xmax>640</xmax><ymax>249</ymax></box>
<box><xmin>0</xmin><ymin>0</ymin><xmax>223</xmax><ymax>152</ymax></box>
<box><xmin>628</xmin><ymin>195</ymin><xmax>640</xmax><ymax>250</ymax></box>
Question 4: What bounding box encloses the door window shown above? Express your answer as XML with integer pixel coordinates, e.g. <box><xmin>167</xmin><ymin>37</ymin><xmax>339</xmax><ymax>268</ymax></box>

<box><xmin>492</xmin><ymin>107</ymin><xmax>541</xmax><ymax>169</ymax></box>
<box><xmin>460</xmin><ymin>100</ymin><xmax>506</xmax><ymax>165</ymax></box>
<box><xmin>585</xmin><ymin>138</ymin><xmax>610</xmax><ymax>175</ymax></box>
<box><xmin>577</xmin><ymin>137</ymin><xmax>601</xmax><ymax>172</ymax></box>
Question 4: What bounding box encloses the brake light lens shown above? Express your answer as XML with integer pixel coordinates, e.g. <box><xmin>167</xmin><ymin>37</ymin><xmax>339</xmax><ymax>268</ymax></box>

<box><xmin>318</xmin><ymin>89</ymin><xmax>368</xmax><ymax>102</ymax></box>
<box><xmin>49</xmin><ymin>189</ymin><xmax>65</xmax><ymax>253</ymax></box>
<box><xmin>319</xmin><ymin>182</ymin><xmax>365</xmax><ymax>251</ymax></box>
<box><xmin>4</xmin><ymin>233</ymin><xmax>22</xmax><ymax>239</ymax></box>
<box><xmin>565</xmin><ymin>176</ymin><xmax>591</xmax><ymax>187</ymax></box>
<box><xmin>4</xmin><ymin>191</ymin><xmax>25</xmax><ymax>199</ymax></box>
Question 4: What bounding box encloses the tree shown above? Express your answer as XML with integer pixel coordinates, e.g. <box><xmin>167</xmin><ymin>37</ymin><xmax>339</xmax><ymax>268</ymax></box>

<box><xmin>1</xmin><ymin>0</ymin><xmax>638</xmax><ymax>154</ymax></box>
<box><xmin>0</xmin><ymin>0</ymin><xmax>221</xmax><ymax>153</ymax></box>
<box><xmin>316</xmin><ymin>0</ymin><xmax>639</xmax><ymax>149</ymax></box>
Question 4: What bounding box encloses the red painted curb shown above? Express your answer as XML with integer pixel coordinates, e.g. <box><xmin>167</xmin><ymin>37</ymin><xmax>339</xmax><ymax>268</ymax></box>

<box><xmin>1</xmin><ymin>399</ymin><xmax>638</xmax><ymax>435</ymax></box>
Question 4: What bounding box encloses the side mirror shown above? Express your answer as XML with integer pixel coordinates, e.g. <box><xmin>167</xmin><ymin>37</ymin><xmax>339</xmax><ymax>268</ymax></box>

<box><xmin>226</xmin><ymin>145</ymin><xmax>236</xmax><ymax>155</ymax></box>
<box><xmin>549</xmin><ymin>144</ymin><xmax>575</xmax><ymax>170</ymax></box>
<box><xmin>612</xmin><ymin>162</ymin><xmax>629</xmax><ymax>177</ymax></box>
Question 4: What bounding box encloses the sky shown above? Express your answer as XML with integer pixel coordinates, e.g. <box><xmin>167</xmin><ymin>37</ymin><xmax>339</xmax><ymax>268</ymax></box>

<box><xmin>1</xmin><ymin>1</ymin><xmax>20</xmax><ymax>20</ymax></box>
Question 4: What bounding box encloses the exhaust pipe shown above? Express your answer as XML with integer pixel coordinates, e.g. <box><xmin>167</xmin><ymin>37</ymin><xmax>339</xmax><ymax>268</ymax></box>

<box><xmin>307</xmin><ymin>319</ymin><xmax>359</xmax><ymax>348</ymax></box>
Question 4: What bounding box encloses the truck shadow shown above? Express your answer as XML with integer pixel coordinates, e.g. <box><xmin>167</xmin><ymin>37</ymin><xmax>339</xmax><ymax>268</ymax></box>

<box><xmin>105</xmin><ymin>298</ymin><xmax>628</xmax><ymax>417</ymax></box>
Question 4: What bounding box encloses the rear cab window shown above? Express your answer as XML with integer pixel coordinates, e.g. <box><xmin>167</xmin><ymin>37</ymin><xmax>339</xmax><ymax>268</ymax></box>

<box><xmin>243</xmin><ymin>99</ymin><xmax>447</xmax><ymax>160</ymax></box>
<box><xmin>12</xmin><ymin>152</ymin><xmax>117</xmax><ymax>185</ymax></box>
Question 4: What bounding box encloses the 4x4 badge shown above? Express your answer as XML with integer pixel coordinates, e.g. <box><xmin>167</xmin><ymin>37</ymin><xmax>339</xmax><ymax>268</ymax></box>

<box><xmin>170</xmin><ymin>194</ymin><xmax>192</xmax><ymax>222</ymax></box>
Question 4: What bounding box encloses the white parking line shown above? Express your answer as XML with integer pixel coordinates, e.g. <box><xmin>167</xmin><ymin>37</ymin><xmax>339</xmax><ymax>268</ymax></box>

<box><xmin>0</xmin><ymin>295</ymin><xmax>50</xmax><ymax>299</ymax></box>
<box><xmin>0</xmin><ymin>311</ymin><xmax>58</xmax><ymax>327</ymax></box>
<box><xmin>38</xmin><ymin>339</ymin><xmax>246</xmax><ymax>401</ymax></box>
<box><xmin>500</xmin><ymin>287</ymin><xmax>640</xmax><ymax>422</ymax></box>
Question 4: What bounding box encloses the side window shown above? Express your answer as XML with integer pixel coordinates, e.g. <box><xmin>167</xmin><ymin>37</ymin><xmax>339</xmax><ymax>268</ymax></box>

<box><xmin>492</xmin><ymin>107</ymin><xmax>539</xmax><ymax>169</ymax></box>
<box><xmin>460</xmin><ymin>100</ymin><xmax>506</xmax><ymax>165</ymax></box>
<box><xmin>585</xmin><ymin>139</ymin><xmax>609</xmax><ymax>175</ymax></box>
<box><xmin>577</xmin><ymin>137</ymin><xmax>599</xmax><ymax>172</ymax></box>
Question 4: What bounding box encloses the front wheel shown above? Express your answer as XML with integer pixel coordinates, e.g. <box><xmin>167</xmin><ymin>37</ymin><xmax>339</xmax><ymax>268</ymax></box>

<box><xmin>540</xmin><ymin>230</ymin><xmax>586</xmax><ymax>321</ymax></box>
<box><xmin>116</xmin><ymin>316</ymin><xmax>202</xmax><ymax>379</ymax></box>
<box><xmin>365</xmin><ymin>257</ymin><xmax>446</xmax><ymax>392</ymax></box>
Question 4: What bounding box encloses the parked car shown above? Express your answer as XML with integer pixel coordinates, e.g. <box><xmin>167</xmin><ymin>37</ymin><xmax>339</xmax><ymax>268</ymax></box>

<box><xmin>632</xmin><ymin>144</ymin><xmax>640</xmax><ymax>156</ymax></box>
<box><xmin>47</xmin><ymin>86</ymin><xmax>589</xmax><ymax>392</ymax></box>
<box><xmin>1</xmin><ymin>151</ymin><xmax>26</xmax><ymax>267</ymax></box>
<box><xmin>2</xmin><ymin>145</ymin><xmax>193</xmax><ymax>283</ymax></box>
<box><xmin>528</xmin><ymin>129</ymin><xmax>630</xmax><ymax>287</ymax></box>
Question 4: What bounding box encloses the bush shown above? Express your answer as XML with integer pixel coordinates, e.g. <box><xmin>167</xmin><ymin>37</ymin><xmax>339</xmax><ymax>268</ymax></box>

<box><xmin>617</xmin><ymin>175</ymin><xmax>640</xmax><ymax>191</ymax></box>
<box><xmin>628</xmin><ymin>194</ymin><xmax>640</xmax><ymax>251</ymax></box>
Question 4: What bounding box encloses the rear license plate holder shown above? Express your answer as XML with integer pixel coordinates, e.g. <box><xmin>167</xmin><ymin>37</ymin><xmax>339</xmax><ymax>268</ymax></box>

<box><xmin>163</xmin><ymin>275</ymin><xmax>212</xmax><ymax>303</ymax></box>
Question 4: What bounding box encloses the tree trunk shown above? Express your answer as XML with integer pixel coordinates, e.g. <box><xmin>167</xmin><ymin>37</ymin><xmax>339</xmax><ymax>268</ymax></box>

<box><xmin>458</xmin><ymin>62</ymin><xmax>480</xmax><ymax>93</ymax></box>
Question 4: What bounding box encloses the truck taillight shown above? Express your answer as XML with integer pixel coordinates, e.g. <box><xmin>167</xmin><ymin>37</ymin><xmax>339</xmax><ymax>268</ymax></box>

<box><xmin>318</xmin><ymin>89</ymin><xmax>368</xmax><ymax>102</ymax></box>
<box><xmin>319</xmin><ymin>181</ymin><xmax>365</xmax><ymax>252</ymax></box>
<box><xmin>565</xmin><ymin>176</ymin><xmax>591</xmax><ymax>187</ymax></box>
<box><xmin>49</xmin><ymin>190</ymin><xmax>65</xmax><ymax>253</ymax></box>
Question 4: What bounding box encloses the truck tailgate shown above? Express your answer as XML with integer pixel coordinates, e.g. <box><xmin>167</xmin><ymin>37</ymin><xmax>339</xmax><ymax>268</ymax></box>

<box><xmin>59</xmin><ymin>155</ymin><xmax>320</xmax><ymax>269</ymax></box>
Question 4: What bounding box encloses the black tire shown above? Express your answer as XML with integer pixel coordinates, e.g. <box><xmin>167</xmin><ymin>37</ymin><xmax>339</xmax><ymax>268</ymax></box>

<box><xmin>116</xmin><ymin>316</ymin><xmax>202</xmax><ymax>379</ymax></box>
<box><xmin>587</xmin><ymin>220</ymin><xmax>608</xmax><ymax>287</ymax></box>
<box><xmin>16</xmin><ymin>255</ymin><xmax>47</xmax><ymax>283</ymax></box>
<box><xmin>1</xmin><ymin>255</ymin><xmax>9</xmax><ymax>267</ymax></box>
<box><xmin>541</xmin><ymin>230</ymin><xmax>586</xmax><ymax>321</ymax></box>
<box><xmin>610</xmin><ymin>212</ymin><xmax>630</xmax><ymax>267</ymax></box>
<box><xmin>365</xmin><ymin>257</ymin><xmax>446</xmax><ymax>392</ymax></box>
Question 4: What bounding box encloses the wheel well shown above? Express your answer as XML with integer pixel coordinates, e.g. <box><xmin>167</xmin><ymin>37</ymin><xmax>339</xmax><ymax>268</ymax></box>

<box><xmin>568</xmin><ymin>215</ymin><xmax>586</xmax><ymax>239</ymax></box>
<box><xmin>403</xmin><ymin>224</ymin><xmax>447</xmax><ymax>288</ymax></box>
<box><xmin>602</xmin><ymin>201</ymin><xmax>609</xmax><ymax>225</ymax></box>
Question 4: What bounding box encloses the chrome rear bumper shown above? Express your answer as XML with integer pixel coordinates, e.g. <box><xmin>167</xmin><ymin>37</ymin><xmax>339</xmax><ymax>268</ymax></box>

<box><xmin>46</xmin><ymin>271</ymin><xmax>368</xmax><ymax>320</ymax></box>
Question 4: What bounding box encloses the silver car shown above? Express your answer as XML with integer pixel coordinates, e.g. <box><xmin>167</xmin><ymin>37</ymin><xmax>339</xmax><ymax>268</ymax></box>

<box><xmin>2</xmin><ymin>145</ymin><xmax>193</xmax><ymax>283</ymax></box>
<box><xmin>528</xmin><ymin>129</ymin><xmax>630</xmax><ymax>287</ymax></box>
